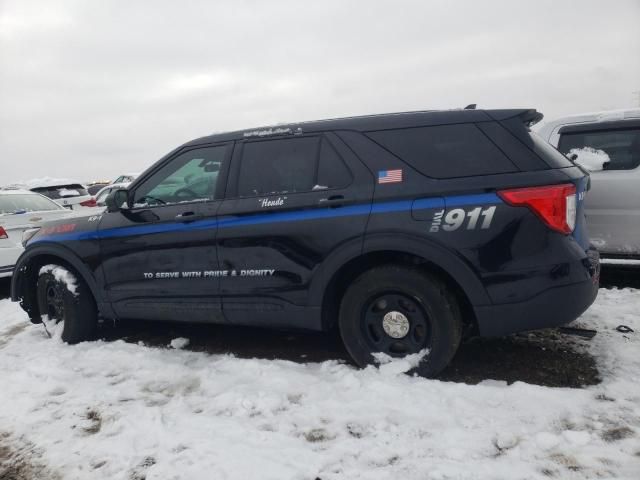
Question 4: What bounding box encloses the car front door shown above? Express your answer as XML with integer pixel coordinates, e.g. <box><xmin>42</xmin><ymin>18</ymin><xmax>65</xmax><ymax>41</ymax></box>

<box><xmin>216</xmin><ymin>132</ymin><xmax>374</xmax><ymax>329</ymax></box>
<box><xmin>98</xmin><ymin>143</ymin><xmax>232</xmax><ymax>322</ymax></box>
<box><xmin>557</xmin><ymin>122</ymin><xmax>640</xmax><ymax>256</ymax></box>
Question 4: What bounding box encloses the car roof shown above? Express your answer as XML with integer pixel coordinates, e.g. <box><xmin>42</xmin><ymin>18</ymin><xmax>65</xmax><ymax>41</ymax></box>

<box><xmin>537</xmin><ymin>108</ymin><xmax>640</xmax><ymax>139</ymax></box>
<box><xmin>21</xmin><ymin>178</ymin><xmax>85</xmax><ymax>189</ymax></box>
<box><xmin>182</xmin><ymin>108</ymin><xmax>539</xmax><ymax>147</ymax></box>
<box><xmin>0</xmin><ymin>188</ymin><xmax>41</xmax><ymax>195</ymax></box>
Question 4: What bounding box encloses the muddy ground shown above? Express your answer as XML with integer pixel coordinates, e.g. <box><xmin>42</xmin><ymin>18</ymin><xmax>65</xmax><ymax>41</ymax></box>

<box><xmin>2</xmin><ymin>265</ymin><xmax>636</xmax><ymax>389</ymax></box>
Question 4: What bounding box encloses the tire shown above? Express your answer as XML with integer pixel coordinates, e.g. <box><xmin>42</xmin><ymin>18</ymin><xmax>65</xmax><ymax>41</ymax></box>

<box><xmin>338</xmin><ymin>265</ymin><xmax>462</xmax><ymax>377</ymax></box>
<box><xmin>36</xmin><ymin>264</ymin><xmax>97</xmax><ymax>344</ymax></box>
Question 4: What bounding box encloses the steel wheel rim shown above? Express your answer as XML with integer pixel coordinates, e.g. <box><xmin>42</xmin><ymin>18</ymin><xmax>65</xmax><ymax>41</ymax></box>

<box><xmin>360</xmin><ymin>292</ymin><xmax>431</xmax><ymax>357</ymax></box>
<box><xmin>45</xmin><ymin>281</ymin><xmax>65</xmax><ymax>323</ymax></box>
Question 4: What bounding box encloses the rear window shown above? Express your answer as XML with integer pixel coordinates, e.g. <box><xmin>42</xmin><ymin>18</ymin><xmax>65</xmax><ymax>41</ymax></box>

<box><xmin>31</xmin><ymin>184</ymin><xmax>89</xmax><ymax>199</ymax></box>
<box><xmin>558</xmin><ymin>128</ymin><xmax>640</xmax><ymax>171</ymax></box>
<box><xmin>366</xmin><ymin>124</ymin><xmax>518</xmax><ymax>178</ymax></box>
<box><xmin>0</xmin><ymin>194</ymin><xmax>63</xmax><ymax>214</ymax></box>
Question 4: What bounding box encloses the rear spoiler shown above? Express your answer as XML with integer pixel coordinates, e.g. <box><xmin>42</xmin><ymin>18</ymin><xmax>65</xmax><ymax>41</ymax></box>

<box><xmin>487</xmin><ymin>109</ymin><xmax>544</xmax><ymax>127</ymax></box>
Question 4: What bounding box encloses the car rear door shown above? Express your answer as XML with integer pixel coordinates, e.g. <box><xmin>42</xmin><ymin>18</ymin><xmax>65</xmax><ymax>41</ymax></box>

<box><xmin>98</xmin><ymin>143</ymin><xmax>232</xmax><ymax>322</ymax></box>
<box><xmin>216</xmin><ymin>132</ymin><xmax>374</xmax><ymax>329</ymax></box>
<box><xmin>557</xmin><ymin>121</ymin><xmax>640</xmax><ymax>256</ymax></box>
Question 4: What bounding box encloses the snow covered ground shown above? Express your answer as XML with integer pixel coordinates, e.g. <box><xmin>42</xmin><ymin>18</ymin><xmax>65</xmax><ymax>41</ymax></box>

<box><xmin>0</xmin><ymin>288</ymin><xmax>639</xmax><ymax>480</ymax></box>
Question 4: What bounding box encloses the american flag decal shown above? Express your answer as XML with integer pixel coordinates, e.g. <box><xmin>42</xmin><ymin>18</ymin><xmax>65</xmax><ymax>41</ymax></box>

<box><xmin>378</xmin><ymin>169</ymin><xmax>403</xmax><ymax>184</ymax></box>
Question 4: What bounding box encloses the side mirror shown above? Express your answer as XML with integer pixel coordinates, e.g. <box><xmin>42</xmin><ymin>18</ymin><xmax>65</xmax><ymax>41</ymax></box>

<box><xmin>105</xmin><ymin>188</ymin><xmax>130</xmax><ymax>213</ymax></box>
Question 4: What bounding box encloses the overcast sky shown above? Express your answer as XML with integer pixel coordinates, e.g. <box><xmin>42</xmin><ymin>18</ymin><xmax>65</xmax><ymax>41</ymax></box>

<box><xmin>1</xmin><ymin>0</ymin><xmax>639</xmax><ymax>185</ymax></box>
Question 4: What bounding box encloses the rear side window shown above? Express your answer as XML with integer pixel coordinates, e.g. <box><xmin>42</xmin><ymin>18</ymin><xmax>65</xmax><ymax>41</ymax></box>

<box><xmin>31</xmin><ymin>184</ymin><xmax>89</xmax><ymax>199</ymax></box>
<box><xmin>366</xmin><ymin>124</ymin><xmax>517</xmax><ymax>178</ymax></box>
<box><xmin>237</xmin><ymin>137</ymin><xmax>351</xmax><ymax>196</ymax></box>
<box><xmin>558</xmin><ymin>128</ymin><xmax>640</xmax><ymax>171</ymax></box>
<box><xmin>317</xmin><ymin>139</ymin><xmax>351</xmax><ymax>189</ymax></box>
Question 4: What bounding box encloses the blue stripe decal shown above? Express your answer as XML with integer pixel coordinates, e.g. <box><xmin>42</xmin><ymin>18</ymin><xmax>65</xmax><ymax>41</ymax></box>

<box><xmin>445</xmin><ymin>193</ymin><xmax>501</xmax><ymax>207</ymax></box>
<box><xmin>31</xmin><ymin>193</ymin><xmax>503</xmax><ymax>244</ymax></box>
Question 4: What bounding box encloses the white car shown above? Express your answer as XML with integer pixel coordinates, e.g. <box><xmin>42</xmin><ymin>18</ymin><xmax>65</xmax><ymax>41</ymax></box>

<box><xmin>25</xmin><ymin>178</ymin><xmax>97</xmax><ymax>210</ymax></box>
<box><xmin>0</xmin><ymin>190</ymin><xmax>79</xmax><ymax>278</ymax></box>
<box><xmin>93</xmin><ymin>182</ymin><xmax>130</xmax><ymax>207</ymax></box>
<box><xmin>537</xmin><ymin>108</ymin><xmax>640</xmax><ymax>262</ymax></box>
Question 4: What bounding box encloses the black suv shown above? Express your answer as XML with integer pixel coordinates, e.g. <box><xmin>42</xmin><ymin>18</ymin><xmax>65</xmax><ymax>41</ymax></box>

<box><xmin>12</xmin><ymin>108</ymin><xmax>600</xmax><ymax>376</ymax></box>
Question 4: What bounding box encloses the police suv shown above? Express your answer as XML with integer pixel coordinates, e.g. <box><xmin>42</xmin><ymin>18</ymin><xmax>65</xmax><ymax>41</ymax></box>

<box><xmin>11</xmin><ymin>108</ymin><xmax>600</xmax><ymax>376</ymax></box>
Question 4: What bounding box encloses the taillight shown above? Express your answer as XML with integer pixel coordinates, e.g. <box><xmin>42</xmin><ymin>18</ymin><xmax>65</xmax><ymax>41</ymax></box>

<box><xmin>80</xmin><ymin>198</ymin><xmax>97</xmax><ymax>207</ymax></box>
<box><xmin>0</xmin><ymin>226</ymin><xmax>7</xmax><ymax>239</ymax></box>
<box><xmin>497</xmin><ymin>183</ymin><xmax>577</xmax><ymax>234</ymax></box>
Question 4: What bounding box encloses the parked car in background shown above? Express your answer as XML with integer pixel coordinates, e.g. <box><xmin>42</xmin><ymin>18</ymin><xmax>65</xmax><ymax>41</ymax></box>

<box><xmin>26</xmin><ymin>178</ymin><xmax>97</xmax><ymax>210</ymax></box>
<box><xmin>537</xmin><ymin>109</ymin><xmax>640</xmax><ymax>262</ymax></box>
<box><xmin>112</xmin><ymin>173</ymin><xmax>139</xmax><ymax>184</ymax></box>
<box><xmin>94</xmin><ymin>182</ymin><xmax>130</xmax><ymax>207</ymax></box>
<box><xmin>0</xmin><ymin>189</ymin><xmax>77</xmax><ymax>277</ymax></box>
<box><xmin>87</xmin><ymin>181</ymin><xmax>111</xmax><ymax>196</ymax></box>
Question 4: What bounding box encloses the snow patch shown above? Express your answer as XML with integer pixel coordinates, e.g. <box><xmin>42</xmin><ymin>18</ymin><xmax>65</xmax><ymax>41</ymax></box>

<box><xmin>20</xmin><ymin>177</ymin><xmax>83</xmax><ymax>189</ymax></box>
<box><xmin>0</xmin><ymin>289</ymin><xmax>639</xmax><ymax>479</ymax></box>
<box><xmin>569</xmin><ymin>146</ymin><xmax>610</xmax><ymax>172</ymax></box>
<box><xmin>169</xmin><ymin>337</ymin><xmax>190</xmax><ymax>349</ymax></box>
<box><xmin>40</xmin><ymin>314</ymin><xmax>64</xmax><ymax>341</ymax></box>
<box><xmin>373</xmin><ymin>348</ymin><xmax>429</xmax><ymax>375</ymax></box>
<box><xmin>38</xmin><ymin>264</ymin><xmax>78</xmax><ymax>296</ymax></box>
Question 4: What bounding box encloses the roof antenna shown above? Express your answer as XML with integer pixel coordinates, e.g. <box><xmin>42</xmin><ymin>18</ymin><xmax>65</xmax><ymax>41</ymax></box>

<box><xmin>464</xmin><ymin>104</ymin><xmax>477</xmax><ymax>110</ymax></box>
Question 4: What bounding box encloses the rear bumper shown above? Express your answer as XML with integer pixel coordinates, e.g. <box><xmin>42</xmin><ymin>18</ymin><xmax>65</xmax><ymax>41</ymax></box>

<box><xmin>0</xmin><ymin>245</ymin><xmax>23</xmax><ymax>278</ymax></box>
<box><xmin>0</xmin><ymin>264</ymin><xmax>15</xmax><ymax>278</ymax></box>
<box><xmin>475</xmin><ymin>249</ymin><xmax>600</xmax><ymax>337</ymax></box>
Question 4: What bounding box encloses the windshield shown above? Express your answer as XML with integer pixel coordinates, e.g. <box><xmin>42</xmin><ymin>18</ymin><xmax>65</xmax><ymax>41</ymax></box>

<box><xmin>114</xmin><ymin>175</ymin><xmax>136</xmax><ymax>183</ymax></box>
<box><xmin>0</xmin><ymin>193</ymin><xmax>63</xmax><ymax>214</ymax></box>
<box><xmin>96</xmin><ymin>187</ymin><xmax>113</xmax><ymax>204</ymax></box>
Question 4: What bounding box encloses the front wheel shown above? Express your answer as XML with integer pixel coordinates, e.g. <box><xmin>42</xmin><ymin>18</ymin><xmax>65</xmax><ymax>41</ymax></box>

<box><xmin>339</xmin><ymin>265</ymin><xmax>462</xmax><ymax>377</ymax></box>
<box><xmin>36</xmin><ymin>264</ymin><xmax>97</xmax><ymax>343</ymax></box>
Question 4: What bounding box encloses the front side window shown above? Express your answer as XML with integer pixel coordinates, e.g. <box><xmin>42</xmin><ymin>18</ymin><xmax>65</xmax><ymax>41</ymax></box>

<box><xmin>558</xmin><ymin>128</ymin><xmax>640</xmax><ymax>171</ymax></box>
<box><xmin>237</xmin><ymin>137</ymin><xmax>351</xmax><ymax>197</ymax></box>
<box><xmin>133</xmin><ymin>146</ymin><xmax>227</xmax><ymax>206</ymax></box>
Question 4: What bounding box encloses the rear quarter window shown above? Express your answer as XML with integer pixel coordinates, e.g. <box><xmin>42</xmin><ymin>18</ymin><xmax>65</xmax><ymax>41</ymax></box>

<box><xmin>528</xmin><ymin>133</ymin><xmax>573</xmax><ymax>169</ymax></box>
<box><xmin>366</xmin><ymin>124</ymin><xmax>518</xmax><ymax>178</ymax></box>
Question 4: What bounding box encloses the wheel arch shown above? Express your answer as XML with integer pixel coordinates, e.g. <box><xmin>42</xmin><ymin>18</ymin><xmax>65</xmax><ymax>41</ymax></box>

<box><xmin>316</xmin><ymin>233</ymin><xmax>490</xmax><ymax>332</ymax></box>
<box><xmin>11</xmin><ymin>243</ymin><xmax>105</xmax><ymax>322</ymax></box>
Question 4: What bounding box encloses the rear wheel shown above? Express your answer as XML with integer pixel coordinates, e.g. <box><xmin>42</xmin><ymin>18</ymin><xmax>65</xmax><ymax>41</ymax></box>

<box><xmin>338</xmin><ymin>265</ymin><xmax>462</xmax><ymax>377</ymax></box>
<box><xmin>36</xmin><ymin>264</ymin><xmax>97</xmax><ymax>344</ymax></box>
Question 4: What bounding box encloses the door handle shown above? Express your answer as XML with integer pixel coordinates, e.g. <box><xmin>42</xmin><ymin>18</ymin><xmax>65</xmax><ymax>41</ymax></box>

<box><xmin>175</xmin><ymin>211</ymin><xmax>201</xmax><ymax>222</ymax></box>
<box><xmin>318</xmin><ymin>195</ymin><xmax>345</xmax><ymax>207</ymax></box>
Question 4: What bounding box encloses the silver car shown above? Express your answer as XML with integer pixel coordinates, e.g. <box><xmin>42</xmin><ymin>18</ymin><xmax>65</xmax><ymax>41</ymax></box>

<box><xmin>537</xmin><ymin>109</ymin><xmax>640</xmax><ymax>263</ymax></box>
